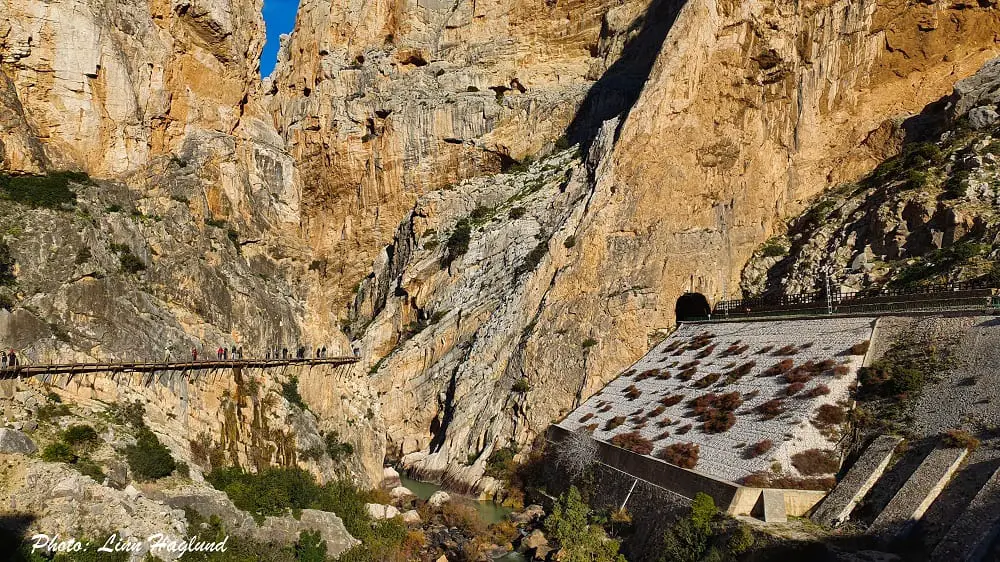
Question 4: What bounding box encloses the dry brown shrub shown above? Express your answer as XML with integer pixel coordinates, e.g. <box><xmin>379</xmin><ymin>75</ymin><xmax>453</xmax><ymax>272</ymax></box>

<box><xmin>747</xmin><ymin>439</ymin><xmax>773</xmax><ymax>458</ymax></box>
<box><xmin>791</xmin><ymin>448</ymin><xmax>839</xmax><ymax>475</ymax></box>
<box><xmin>757</xmin><ymin>345</ymin><xmax>774</xmax><ymax>354</ymax></box>
<box><xmin>762</xmin><ymin>359</ymin><xmax>795</xmax><ymax>376</ymax></box>
<box><xmin>814</xmin><ymin>404</ymin><xmax>847</xmax><ymax>427</ymax></box>
<box><xmin>805</xmin><ymin>384</ymin><xmax>830</xmax><ymax>398</ymax></box>
<box><xmin>716</xmin><ymin>392</ymin><xmax>743</xmax><ymax>411</ymax></box>
<box><xmin>702</xmin><ymin>409</ymin><xmax>736</xmax><ymax>433</ymax></box>
<box><xmin>692</xmin><ymin>373</ymin><xmax>721</xmax><ymax>388</ymax></box>
<box><xmin>786</xmin><ymin>382</ymin><xmax>805</xmax><ymax>396</ymax></box>
<box><xmin>623</xmin><ymin>384</ymin><xmax>642</xmax><ymax>400</ymax></box>
<box><xmin>941</xmin><ymin>429</ymin><xmax>980</xmax><ymax>451</ymax></box>
<box><xmin>785</xmin><ymin>370</ymin><xmax>814</xmax><ymax>384</ymax></box>
<box><xmin>660</xmin><ymin>394</ymin><xmax>685</xmax><ymax>407</ymax></box>
<box><xmin>647</xmin><ymin>405</ymin><xmax>666</xmax><ymax>418</ymax></box>
<box><xmin>676</xmin><ymin>423</ymin><xmax>693</xmax><ymax>435</ymax></box>
<box><xmin>772</xmin><ymin>345</ymin><xmax>799</xmax><ymax>356</ymax></box>
<box><xmin>657</xmin><ymin>442</ymin><xmax>699</xmax><ymax>469</ymax></box>
<box><xmin>579</xmin><ymin>412</ymin><xmax>594</xmax><ymax>423</ymax></box>
<box><xmin>757</xmin><ymin>399</ymin><xmax>785</xmax><ymax>420</ymax></box>
<box><xmin>605</xmin><ymin>416</ymin><xmax>626</xmax><ymax>430</ymax></box>
<box><xmin>610</xmin><ymin>431</ymin><xmax>654</xmax><ymax>455</ymax></box>
<box><xmin>696</xmin><ymin>344</ymin><xmax>717</xmax><ymax>359</ymax></box>
<box><xmin>678</xmin><ymin>368</ymin><xmax>697</xmax><ymax>381</ymax></box>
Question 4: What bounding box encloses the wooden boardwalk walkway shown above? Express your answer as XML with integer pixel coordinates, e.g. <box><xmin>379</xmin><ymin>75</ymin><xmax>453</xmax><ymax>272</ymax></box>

<box><xmin>0</xmin><ymin>356</ymin><xmax>358</xmax><ymax>380</ymax></box>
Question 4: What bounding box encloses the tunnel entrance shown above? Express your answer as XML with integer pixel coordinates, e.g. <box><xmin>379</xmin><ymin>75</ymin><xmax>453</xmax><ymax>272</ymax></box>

<box><xmin>675</xmin><ymin>292</ymin><xmax>711</xmax><ymax>322</ymax></box>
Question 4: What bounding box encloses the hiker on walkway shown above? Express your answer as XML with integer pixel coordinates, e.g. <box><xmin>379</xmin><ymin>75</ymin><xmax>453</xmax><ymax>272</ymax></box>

<box><xmin>216</xmin><ymin>347</ymin><xmax>223</xmax><ymax>360</ymax></box>
<box><xmin>321</xmin><ymin>346</ymin><xmax>327</xmax><ymax>358</ymax></box>
<box><xmin>8</xmin><ymin>350</ymin><xmax>17</xmax><ymax>367</ymax></box>
<box><xmin>230</xmin><ymin>346</ymin><xmax>237</xmax><ymax>360</ymax></box>
<box><xmin>1</xmin><ymin>351</ymin><xmax>7</xmax><ymax>369</ymax></box>
<box><xmin>282</xmin><ymin>347</ymin><xmax>288</xmax><ymax>359</ymax></box>
<box><xmin>192</xmin><ymin>348</ymin><xmax>198</xmax><ymax>361</ymax></box>
<box><xmin>237</xmin><ymin>346</ymin><xmax>243</xmax><ymax>360</ymax></box>
<box><xmin>315</xmin><ymin>347</ymin><xmax>321</xmax><ymax>359</ymax></box>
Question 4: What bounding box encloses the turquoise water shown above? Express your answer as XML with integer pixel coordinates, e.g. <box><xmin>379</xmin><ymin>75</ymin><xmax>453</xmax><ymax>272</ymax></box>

<box><xmin>398</xmin><ymin>474</ymin><xmax>514</xmax><ymax>525</ymax></box>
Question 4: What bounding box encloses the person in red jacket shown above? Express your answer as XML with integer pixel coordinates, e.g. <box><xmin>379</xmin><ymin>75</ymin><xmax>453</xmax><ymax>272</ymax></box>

<box><xmin>192</xmin><ymin>348</ymin><xmax>198</xmax><ymax>361</ymax></box>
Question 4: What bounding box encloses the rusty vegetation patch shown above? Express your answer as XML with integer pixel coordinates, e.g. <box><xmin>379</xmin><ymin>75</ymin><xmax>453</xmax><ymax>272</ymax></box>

<box><xmin>791</xmin><ymin>448</ymin><xmax>840</xmax><ymax>475</ymax></box>
<box><xmin>657</xmin><ymin>442</ymin><xmax>699</xmax><ymax>469</ymax></box>
<box><xmin>610</xmin><ymin>431</ymin><xmax>654</xmax><ymax>455</ymax></box>
<box><xmin>746</xmin><ymin>439</ymin><xmax>773</xmax><ymax>459</ymax></box>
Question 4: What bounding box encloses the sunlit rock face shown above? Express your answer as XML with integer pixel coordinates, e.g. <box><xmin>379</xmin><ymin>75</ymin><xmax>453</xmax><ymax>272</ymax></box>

<box><xmin>266</xmin><ymin>0</ymin><xmax>668</xmax><ymax>313</ymax></box>
<box><xmin>338</xmin><ymin>0</ymin><xmax>1000</xmax><ymax>493</ymax></box>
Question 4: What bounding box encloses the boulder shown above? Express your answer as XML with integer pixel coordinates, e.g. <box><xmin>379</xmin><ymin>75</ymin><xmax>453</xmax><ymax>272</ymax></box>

<box><xmin>0</xmin><ymin>428</ymin><xmax>36</xmax><ymax>454</ymax></box>
<box><xmin>256</xmin><ymin>509</ymin><xmax>359</xmax><ymax>557</ymax></box>
<box><xmin>428</xmin><ymin>490</ymin><xmax>450</xmax><ymax>507</ymax></box>
<box><xmin>514</xmin><ymin>504</ymin><xmax>545</xmax><ymax>524</ymax></box>
<box><xmin>969</xmin><ymin>106</ymin><xmax>999</xmax><ymax>130</ymax></box>
<box><xmin>382</xmin><ymin>466</ymin><xmax>401</xmax><ymax>488</ymax></box>
<box><xmin>50</xmin><ymin>475</ymin><xmax>85</xmax><ymax>498</ymax></box>
<box><xmin>365</xmin><ymin>503</ymin><xmax>400</xmax><ymax>520</ymax></box>
<box><xmin>523</xmin><ymin>529</ymin><xmax>548</xmax><ymax>550</ymax></box>
<box><xmin>400</xmin><ymin>509</ymin><xmax>421</xmax><ymax>524</ymax></box>
<box><xmin>389</xmin><ymin>486</ymin><xmax>415</xmax><ymax>501</ymax></box>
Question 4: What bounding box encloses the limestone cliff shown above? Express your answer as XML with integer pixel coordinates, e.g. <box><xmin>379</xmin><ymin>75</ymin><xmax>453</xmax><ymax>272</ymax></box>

<box><xmin>344</xmin><ymin>0</ymin><xmax>1000</xmax><ymax>493</ymax></box>
<box><xmin>742</xmin><ymin>56</ymin><xmax>1000</xmax><ymax>296</ymax></box>
<box><xmin>266</xmin><ymin>0</ymin><xmax>674</xmax><ymax>311</ymax></box>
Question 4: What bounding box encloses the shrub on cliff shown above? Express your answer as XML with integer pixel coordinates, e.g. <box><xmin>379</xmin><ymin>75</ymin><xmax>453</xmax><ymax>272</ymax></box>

<box><xmin>0</xmin><ymin>171</ymin><xmax>85</xmax><ymax>209</ymax></box>
<box><xmin>125</xmin><ymin>428</ymin><xmax>176</xmax><ymax>481</ymax></box>
<box><xmin>441</xmin><ymin>218</ymin><xmax>472</xmax><ymax>267</ymax></box>
<box><xmin>659</xmin><ymin>492</ymin><xmax>716</xmax><ymax>562</ymax></box>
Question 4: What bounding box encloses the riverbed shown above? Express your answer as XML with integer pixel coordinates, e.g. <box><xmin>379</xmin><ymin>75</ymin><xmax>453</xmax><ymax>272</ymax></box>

<box><xmin>398</xmin><ymin>474</ymin><xmax>513</xmax><ymax>525</ymax></box>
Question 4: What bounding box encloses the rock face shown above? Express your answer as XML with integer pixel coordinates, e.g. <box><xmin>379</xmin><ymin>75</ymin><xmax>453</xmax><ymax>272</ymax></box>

<box><xmin>741</xmin><ymin>56</ymin><xmax>1000</xmax><ymax>296</ymax></box>
<box><xmin>266</xmin><ymin>0</ymin><xmax>670</xmax><ymax>310</ymax></box>
<box><xmin>2</xmin><ymin>0</ymin><xmax>1000</xmax><ymax>502</ymax></box>
<box><xmin>336</xmin><ymin>0</ymin><xmax>1000</xmax><ymax>493</ymax></box>
<box><xmin>0</xmin><ymin>0</ymin><xmax>266</xmax><ymax>177</ymax></box>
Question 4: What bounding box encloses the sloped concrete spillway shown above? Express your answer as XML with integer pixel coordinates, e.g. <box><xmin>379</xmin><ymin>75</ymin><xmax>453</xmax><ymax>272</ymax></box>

<box><xmin>557</xmin><ymin>317</ymin><xmax>876</xmax><ymax>485</ymax></box>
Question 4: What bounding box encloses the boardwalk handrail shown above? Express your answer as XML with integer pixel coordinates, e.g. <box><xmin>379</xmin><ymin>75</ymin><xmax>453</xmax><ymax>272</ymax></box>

<box><xmin>0</xmin><ymin>356</ymin><xmax>358</xmax><ymax>380</ymax></box>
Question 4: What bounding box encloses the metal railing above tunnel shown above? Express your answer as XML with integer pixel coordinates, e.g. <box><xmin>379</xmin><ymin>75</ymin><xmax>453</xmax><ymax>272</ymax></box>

<box><xmin>710</xmin><ymin>281</ymin><xmax>1000</xmax><ymax>321</ymax></box>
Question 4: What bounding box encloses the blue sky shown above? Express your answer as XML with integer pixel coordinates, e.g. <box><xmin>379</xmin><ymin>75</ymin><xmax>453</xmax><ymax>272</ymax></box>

<box><xmin>261</xmin><ymin>0</ymin><xmax>300</xmax><ymax>76</ymax></box>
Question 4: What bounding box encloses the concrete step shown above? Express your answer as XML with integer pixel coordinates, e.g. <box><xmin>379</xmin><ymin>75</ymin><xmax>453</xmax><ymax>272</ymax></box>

<box><xmin>930</xmin><ymin>463</ymin><xmax>1000</xmax><ymax>562</ymax></box>
<box><xmin>812</xmin><ymin>435</ymin><xmax>904</xmax><ymax>527</ymax></box>
<box><xmin>869</xmin><ymin>446</ymin><xmax>968</xmax><ymax>544</ymax></box>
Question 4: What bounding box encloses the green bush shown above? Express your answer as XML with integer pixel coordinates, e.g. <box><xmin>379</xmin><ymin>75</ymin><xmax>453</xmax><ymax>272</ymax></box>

<box><xmin>581</xmin><ymin>338</ymin><xmax>598</xmax><ymax>349</ymax></box>
<box><xmin>41</xmin><ymin>442</ymin><xmax>77</xmax><ymax>463</ymax></box>
<box><xmin>124</xmin><ymin>428</ymin><xmax>176</xmax><ymax>481</ymax></box>
<box><xmin>564</xmin><ymin>235</ymin><xmax>576</xmax><ymax>249</ymax></box>
<box><xmin>324</xmin><ymin>432</ymin><xmax>354</xmax><ymax>462</ymax></box>
<box><xmin>0</xmin><ymin>242</ymin><xmax>15</xmax><ymax>285</ymax></box>
<box><xmin>441</xmin><ymin>218</ymin><xmax>472</xmax><ymax>268</ymax></box>
<box><xmin>544</xmin><ymin>486</ymin><xmax>626</xmax><ymax>562</ymax></box>
<box><xmin>206</xmin><ymin>466</ymin><xmax>385</xmax><ymax>545</ymax></box>
<box><xmin>0</xmin><ymin>171</ymin><xmax>85</xmax><ymax>209</ymax></box>
<box><xmin>119</xmin><ymin>251</ymin><xmax>146</xmax><ymax>274</ymax></box>
<box><xmin>62</xmin><ymin>424</ymin><xmax>98</xmax><ymax>446</ymax></box>
<box><xmin>294</xmin><ymin>530</ymin><xmax>326</xmax><ymax>562</ymax></box>
<box><xmin>75</xmin><ymin>458</ymin><xmax>106</xmax><ymax>482</ymax></box>
<box><xmin>508</xmin><ymin>207</ymin><xmax>527</xmax><ymax>219</ymax></box>
<box><xmin>516</xmin><ymin>242</ymin><xmax>548</xmax><ymax>276</ymax></box>
<box><xmin>281</xmin><ymin>376</ymin><xmax>306</xmax><ymax>410</ymax></box>
<box><xmin>109</xmin><ymin>400</ymin><xmax>146</xmax><ymax>428</ymax></box>
<box><xmin>485</xmin><ymin>446</ymin><xmax>518</xmax><ymax>480</ymax></box>
<box><xmin>36</xmin><ymin>403</ymin><xmax>71</xmax><ymax>423</ymax></box>
<box><xmin>512</xmin><ymin>378</ymin><xmax>531</xmax><ymax>393</ymax></box>
<box><xmin>660</xmin><ymin>492</ymin><xmax>717</xmax><ymax>562</ymax></box>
